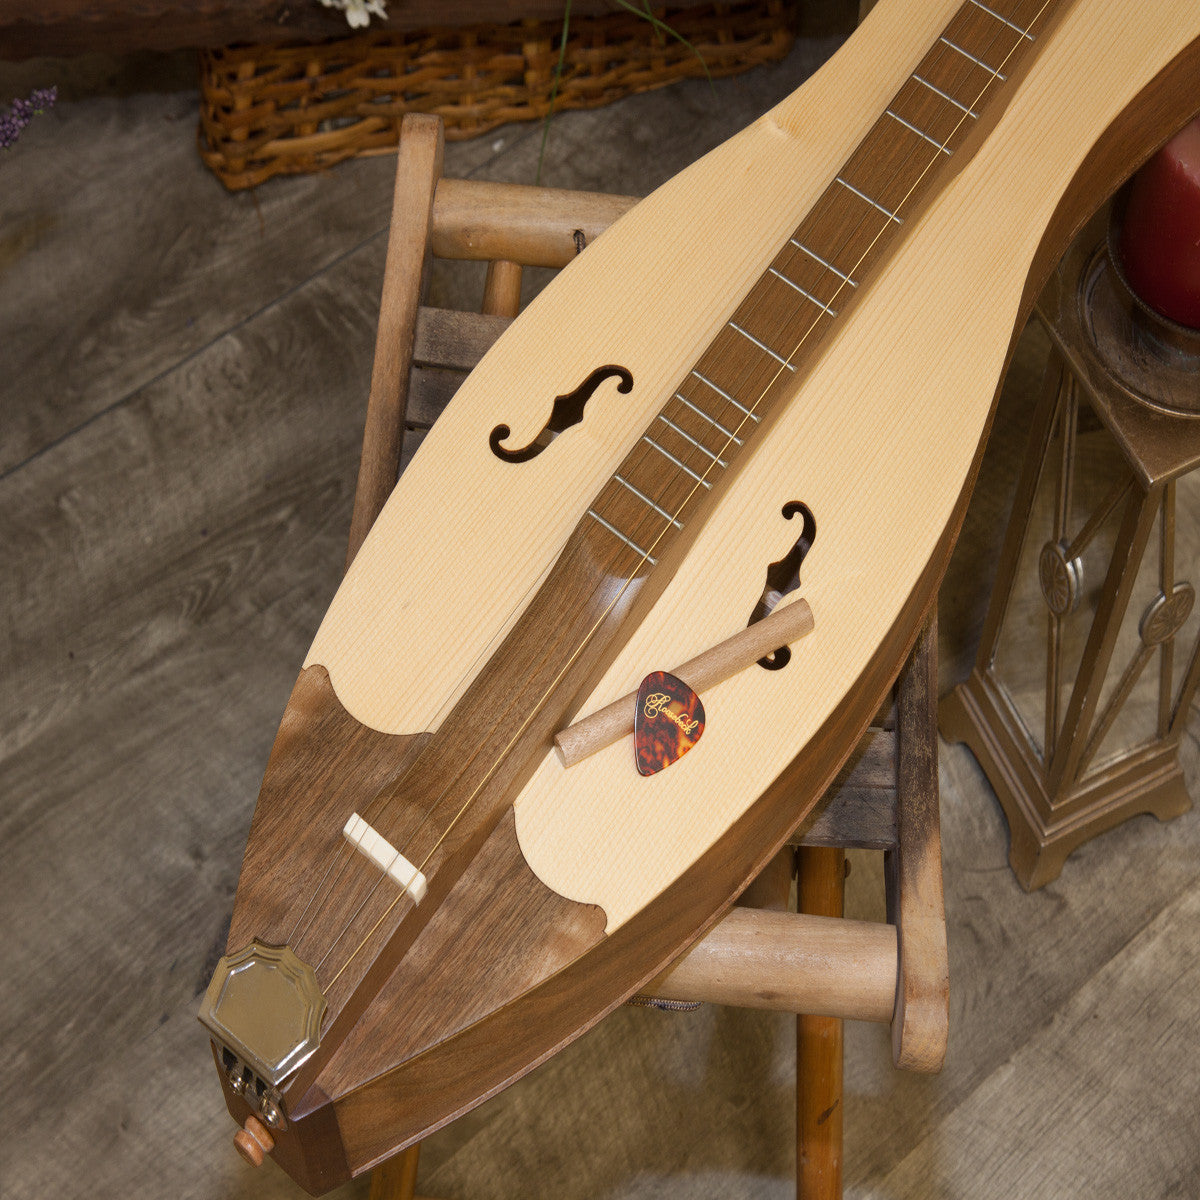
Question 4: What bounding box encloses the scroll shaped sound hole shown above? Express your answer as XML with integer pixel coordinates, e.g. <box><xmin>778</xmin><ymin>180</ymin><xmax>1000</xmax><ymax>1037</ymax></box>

<box><xmin>748</xmin><ymin>501</ymin><xmax>816</xmax><ymax>670</ymax></box>
<box><xmin>489</xmin><ymin>365</ymin><xmax>633</xmax><ymax>464</ymax></box>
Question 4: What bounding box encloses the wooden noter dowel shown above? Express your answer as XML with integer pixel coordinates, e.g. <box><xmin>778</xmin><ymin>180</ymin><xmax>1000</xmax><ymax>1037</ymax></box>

<box><xmin>555</xmin><ymin>599</ymin><xmax>814</xmax><ymax>767</ymax></box>
<box><xmin>646</xmin><ymin>907</ymin><xmax>896</xmax><ymax>1022</ymax></box>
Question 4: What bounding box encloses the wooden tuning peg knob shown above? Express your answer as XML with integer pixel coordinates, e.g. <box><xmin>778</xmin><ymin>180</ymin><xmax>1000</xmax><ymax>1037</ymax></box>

<box><xmin>234</xmin><ymin>1115</ymin><xmax>275</xmax><ymax>1167</ymax></box>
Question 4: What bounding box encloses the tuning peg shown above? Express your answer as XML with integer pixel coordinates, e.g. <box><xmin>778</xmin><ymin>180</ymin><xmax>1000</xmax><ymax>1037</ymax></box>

<box><xmin>233</xmin><ymin>1115</ymin><xmax>275</xmax><ymax>1168</ymax></box>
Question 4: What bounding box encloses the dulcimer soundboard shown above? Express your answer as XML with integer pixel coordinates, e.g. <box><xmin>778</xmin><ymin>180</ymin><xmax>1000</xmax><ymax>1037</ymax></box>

<box><xmin>199</xmin><ymin>0</ymin><xmax>1200</xmax><ymax>1191</ymax></box>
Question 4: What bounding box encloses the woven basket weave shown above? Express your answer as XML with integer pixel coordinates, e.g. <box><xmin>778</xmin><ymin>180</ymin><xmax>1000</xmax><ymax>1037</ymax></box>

<box><xmin>199</xmin><ymin>0</ymin><xmax>795</xmax><ymax>189</ymax></box>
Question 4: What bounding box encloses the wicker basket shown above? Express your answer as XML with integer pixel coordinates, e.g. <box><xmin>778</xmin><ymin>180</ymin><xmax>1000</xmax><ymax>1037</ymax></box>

<box><xmin>199</xmin><ymin>0</ymin><xmax>795</xmax><ymax>189</ymax></box>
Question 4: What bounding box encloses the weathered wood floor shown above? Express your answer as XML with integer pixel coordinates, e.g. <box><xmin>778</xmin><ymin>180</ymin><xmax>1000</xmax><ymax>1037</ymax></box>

<box><xmin>2</xmin><ymin>37</ymin><xmax>1198</xmax><ymax>1200</ymax></box>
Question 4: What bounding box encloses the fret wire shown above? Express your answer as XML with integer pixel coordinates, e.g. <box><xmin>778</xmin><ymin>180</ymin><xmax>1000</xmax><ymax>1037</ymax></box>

<box><xmin>790</xmin><ymin>238</ymin><xmax>858</xmax><ymax>287</ymax></box>
<box><xmin>912</xmin><ymin>72</ymin><xmax>980</xmax><ymax>118</ymax></box>
<box><xmin>968</xmin><ymin>0</ymin><xmax>1035</xmax><ymax>39</ymax></box>
<box><xmin>939</xmin><ymin>35</ymin><xmax>1007</xmax><ymax>79</ymax></box>
<box><xmin>673</xmin><ymin>393</ymin><xmax>744</xmax><ymax>443</ymax></box>
<box><xmin>885</xmin><ymin>108</ymin><xmax>953</xmax><ymax>155</ymax></box>
<box><xmin>613</xmin><ymin>473</ymin><xmax>685</xmax><ymax>528</ymax></box>
<box><xmin>835</xmin><ymin>176</ymin><xmax>904</xmax><ymax>224</ymax></box>
<box><xmin>679</xmin><ymin>0</ymin><xmax>1044</xmax><ymax>504</ymax></box>
<box><xmin>585</xmin><ymin>509</ymin><xmax>657</xmax><ymax>564</ymax></box>
<box><xmin>658</xmin><ymin>414</ymin><xmax>729</xmax><ymax>466</ymax></box>
<box><xmin>641</xmin><ymin>436</ymin><xmax>714</xmax><ymax>488</ymax></box>
<box><xmin>691</xmin><ymin>370</ymin><xmax>761</xmax><ymax>419</ymax></box>
<box><xmin>768</xmin><ymin>267</ymin><xmax>840</xmax><ymax>317</ymax></box>
<box><xmin>728</xmin><ymin>321</ymin><xmax>798</xmax><ymax>370</ymax></box>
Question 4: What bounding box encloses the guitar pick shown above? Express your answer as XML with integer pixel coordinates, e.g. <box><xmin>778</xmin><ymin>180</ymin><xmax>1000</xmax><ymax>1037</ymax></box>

<box><xmin>634</xmin><ymin>671</ymin><xmax>705</xmax><ymax>776</ymax></box>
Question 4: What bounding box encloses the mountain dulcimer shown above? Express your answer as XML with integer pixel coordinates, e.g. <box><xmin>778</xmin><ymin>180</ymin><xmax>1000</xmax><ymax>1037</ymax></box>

<box><xmin>199</xmin><ymin>0</ymin><xmax>1200</xmax><ymax>1190</ymax></box>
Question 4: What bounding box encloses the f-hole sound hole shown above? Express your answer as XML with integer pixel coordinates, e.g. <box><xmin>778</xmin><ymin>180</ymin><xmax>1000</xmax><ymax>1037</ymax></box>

<box><xmin>748</xmin><ymin>501</ymin><xmax>816</xmax><ymax>670</ymax></box>
<box><xmin>489</xmin><ymin>364</ymin><xmax>633</xmax><ymax>464</ymax></box>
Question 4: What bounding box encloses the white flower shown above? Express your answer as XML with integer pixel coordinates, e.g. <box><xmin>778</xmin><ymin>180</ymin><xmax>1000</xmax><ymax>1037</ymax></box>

<box><xmin>318</xmin><ymin>0</ymin><xmax>388</xmax><ymax>28</ymax></box>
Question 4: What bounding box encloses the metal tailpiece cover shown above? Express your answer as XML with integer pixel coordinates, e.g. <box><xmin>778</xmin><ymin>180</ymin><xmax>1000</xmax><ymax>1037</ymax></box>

<box><xmin>198</xmin><ymin>941</ymin><xmax>326</xmax><ymax>1090</ymax></box>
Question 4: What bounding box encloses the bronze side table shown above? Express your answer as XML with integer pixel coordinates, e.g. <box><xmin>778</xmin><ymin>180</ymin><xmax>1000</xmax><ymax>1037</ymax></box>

<box><xmin>940</xmin><ymin>208</ymin><xmax>1200</xmax><ymax>890</ymax></box>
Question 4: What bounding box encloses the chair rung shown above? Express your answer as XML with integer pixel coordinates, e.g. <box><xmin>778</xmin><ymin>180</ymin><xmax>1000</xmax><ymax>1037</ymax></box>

<box><xmin>647</xmin><ymin>907</ymin><xmax>897</xmax><ymax>1023</ymax></box>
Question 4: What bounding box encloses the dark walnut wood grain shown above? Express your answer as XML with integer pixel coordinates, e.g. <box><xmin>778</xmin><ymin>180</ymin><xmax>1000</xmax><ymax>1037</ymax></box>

<box><xmin>325</xmin><ymin>810</ymin><xmax>607</xmax><ymax>1097</ymax></box>
<box><xmin>227</xmin><ymin>663</ymin><xmax>429</xmax><ymax>960</ymax></box>
<box><xmin>221</xmin><ymin>666</ymin><xmax>607</xmax><ymax>1191</ymax></box>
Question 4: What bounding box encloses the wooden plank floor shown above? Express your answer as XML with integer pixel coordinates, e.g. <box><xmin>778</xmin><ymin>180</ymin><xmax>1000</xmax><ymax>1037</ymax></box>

<box><xmin>2</xmin><ymin>37</ymin><xmax>1198</xmax><ymax>1200</ymax></box>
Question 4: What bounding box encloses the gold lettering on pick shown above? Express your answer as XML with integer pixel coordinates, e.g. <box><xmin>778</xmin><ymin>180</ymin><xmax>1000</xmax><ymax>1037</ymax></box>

<box><xmin>643</xmin><ymin>692</ymin><xmax>700</xmax><ymax>736</ymax></box>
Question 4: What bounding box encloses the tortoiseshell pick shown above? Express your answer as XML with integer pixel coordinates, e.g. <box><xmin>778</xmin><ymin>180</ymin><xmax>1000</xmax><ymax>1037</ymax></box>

<box><xmin>634</xmin><ymin>671</ymin><xmax>705</xmax><ymax>776</ymax></box>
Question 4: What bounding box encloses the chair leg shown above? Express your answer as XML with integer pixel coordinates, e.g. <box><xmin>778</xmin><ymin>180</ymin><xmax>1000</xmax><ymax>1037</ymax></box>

<box><xmin>796</xmin><ymin>844</ymin><xmax>845</xmax><ymax>1200</ymax></box>
<box><xmin>482</xmin><ymin>259</ymin><xmax>523</xmax><ymax>318</ymax></box>
<box><xmin>889</xmin><ymin>611</ymin><xmax>949</xmax><ymax>1072</ymax></box>
<box><xmin>740</xmin><ymin>845</ymin><xmax>795</xmax><ymax>912</ymax></box>
<box><xmin>368</xmin><ymin>1143</ymin><xmax>421</xmax><ymax>1200</ymax></box>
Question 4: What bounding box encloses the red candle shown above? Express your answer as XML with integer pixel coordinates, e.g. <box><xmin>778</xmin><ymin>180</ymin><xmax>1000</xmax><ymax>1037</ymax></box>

<box><xmin>1118</xmin><ymin>115</ymin><xmax>1200</xmax><ymax>330</ymax></box>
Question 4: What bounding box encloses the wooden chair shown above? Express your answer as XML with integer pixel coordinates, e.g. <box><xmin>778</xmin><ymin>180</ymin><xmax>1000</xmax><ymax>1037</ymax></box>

<box><xmin>346</xmin><ymin>114</ymin><xmax>948</xmax><ymax>1200</ymax></box>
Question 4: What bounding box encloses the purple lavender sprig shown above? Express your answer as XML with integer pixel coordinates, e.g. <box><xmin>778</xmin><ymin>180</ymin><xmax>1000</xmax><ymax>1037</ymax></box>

<box><xmin>1</xmin><ymin>86</ymin><xmax>57</xmax><ymax>151</ymax></box>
